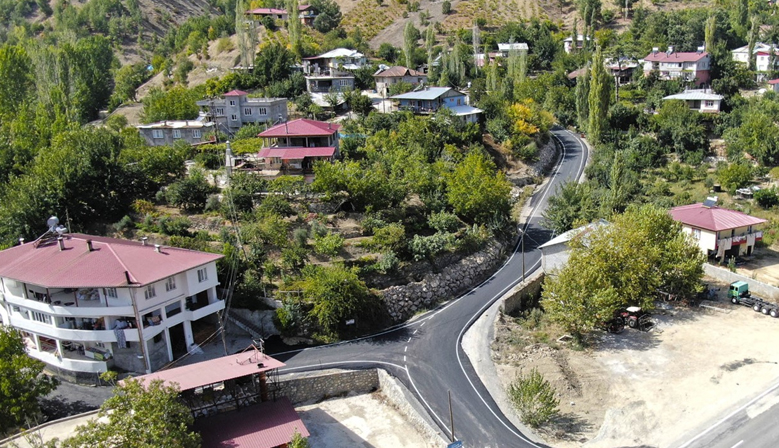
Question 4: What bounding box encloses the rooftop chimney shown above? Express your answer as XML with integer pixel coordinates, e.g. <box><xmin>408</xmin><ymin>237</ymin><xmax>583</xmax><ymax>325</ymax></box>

<box><xmin>668</xmin><ymin>46</ymin><xmax>674</xmax><ymax>54</ymax></box>
<box><xmin>57</xmin><ymin>237</ymin><xmax>65</xmax><ymax>251</ymax></box>
<box><xmin>141</xmin><ymin>237</ymin><xmax>148</xmax><ymax>246</ymax></box>
<box><xmin>124</xmin><ymin>270</ymin><xmax>132</xmax><ymax>284</ymax></box>
<box><xmin>86</xmin><ymin>240</ymin><xmax>94</xmax><ymax>252</ymax></box>
<box><xmin>154</xmin><ymin>244</ymin><xmax>161</xmax><ymax>253</ymax></box>
<box><xmin>18</xmin><ymin>238</ymin><xmax>24</xmax><ymax>245</ymax></box>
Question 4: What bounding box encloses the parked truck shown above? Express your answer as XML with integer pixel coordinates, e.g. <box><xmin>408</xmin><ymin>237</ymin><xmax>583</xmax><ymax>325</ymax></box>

<box><xmin>728</xmin><ymin>281</ymin><xmax>779</xmax><ymax>318</ymax></box>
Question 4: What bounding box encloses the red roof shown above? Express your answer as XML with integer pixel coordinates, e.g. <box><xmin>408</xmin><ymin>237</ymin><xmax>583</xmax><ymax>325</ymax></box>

<box><xmin>768</xmin><ymin>79</ymin><xmax>779</xmax><ymax>85</ymax></box>
<box><xmin>670</xmin><ymin>203</ymin><xmax>767</xmax><ymax>232</ymax></box>
<box><xmin>197</xmin><ymin>398</ymin><xmax>309</xmax><ymax>448</ymax></box>
<box><xmin>644</xmin><ymin>51</ymin><xmax>709</xmax><ymax>63</ymax></box>
<box><xmin>258</xmin><ymin>119</ymin><xmax>340</xmax><ymax>138</ymax></box>
<box><xmin>223</xmin><ymin>90</ymin><xmax>249</xmax><ymax>97</ymax></box>
<box><xmin>131</xmin><ymin>350</ymin><xmax>285</xmax><ymax>391</ymax></box>
<box><xmin>258</xmin><ymin>146</ymin><xmax>336</xmax><ymax>160</ymax></box>
<box><xmin>0</xmin><ymin>233</ymin><xmax>222</xmax><ymax>288</ymax></box>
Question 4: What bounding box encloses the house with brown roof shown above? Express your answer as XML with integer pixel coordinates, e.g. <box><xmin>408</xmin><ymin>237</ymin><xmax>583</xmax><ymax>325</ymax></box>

<box><xmin>256</xmin><ymin>118</ymin><xmax>341</xmax><ymax>175</ymax></box>
<box><xmin>245</xmin><ymin>4</ymin><xmax>316</xmax><ymax>26</ymax></box>
<box><xmin>643</xmin><ymin>47</ymin><xmax>711</xmax><ymax>86</ymax></box>
<box><xmin>670</xmin><ymin>200</ymin><xmax>766</xmax><ymax>261</ymax></box>
<box><xmin>373</xmin><ymin>65</ymin><xmax>428</xmax><ymax>97</ymax></box>
<box><xmin>196</xmin><ymin>90</ymin><xmax>288</xmax><ymax>134</ymax></box>
<box><xmin>0</xmin><ymin>230</ymin><xmax>224</xmax><ymax>381</ymax></box>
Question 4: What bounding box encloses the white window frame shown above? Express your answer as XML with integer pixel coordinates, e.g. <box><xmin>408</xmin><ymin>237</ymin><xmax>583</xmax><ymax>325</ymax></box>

<box><xmin>172</xmin><ymin>129</ymin><xmax>182</xmax><ymax>139</ymax></box>
<box><xmin>244</xmin><ymin>108</ymin><xmax>253</xmax><ymax>115</ymax></box>
<box><xmin>152</xmin><ymin>129</ymin><xmax>164</xmax><ymax>139</ymax></box>
<box><xmin>692</xmin><ymin>228</ymin><xmax>701</xmax><ymax>240</ymax></box>
<box><xmin>192</xmin><ymin>129</ymin><xmax>201</xmax><ymax>139</ymax></box>
<box><xmin>144</xmin><ymin>285</ymin><xmax>157</xmax><ymax>300</ymax></box>
<box><xmin>229</xmin><ymin>100</ymin><xmax>236</xmax><ymax>106</ymax></box>
<box><xmin>197</xmin><ymin>268</ymin><xmax>208</xmax><ymax>283</ymax></box>
<box><xmin>231</xmin><ymin>114</ymin><xmax>238</xmax><ymax>121</ymax></box>
<box><xmin>165</xmin><ymin>276</ymin><xmax>176</xmax><ymax>292</ymax></box>
<box><xmin>31</xmin><ymin>311</ymin><xmax>51</xmax><ymax>324</ymax></box>
<box><xmin>105</xmin><ymin>288</ymin><xmax>118</xmax><ymax>299</ymax></box>
<box><xmin>258</xmin><ymin>107</ymin><xmax>267</xmax><ymax>115</ymax></box>
<box><xmin>215</xmin><ymin>108</ymin><xmax>224</xmax><ymax>115</ymax></box>
<box><xmin>705</xmin><ymin>100</ymin><xmax>714</xmax><ymax>108</ymax></box>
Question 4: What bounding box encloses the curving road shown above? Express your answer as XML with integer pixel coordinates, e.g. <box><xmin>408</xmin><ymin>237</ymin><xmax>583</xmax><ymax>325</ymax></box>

<box><xmin>270</xmin><ymin>128</ymin><xmax>589</xmax><ymax>447</ymax></box>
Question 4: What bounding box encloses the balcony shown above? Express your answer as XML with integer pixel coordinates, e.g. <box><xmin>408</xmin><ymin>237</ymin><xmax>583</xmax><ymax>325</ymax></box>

<box><xmin>10</xmin><ymin>316</ymin><xmax>140</xmax><ymax>343</ymax></box>
<box><xmin>717</xmin><ymin>231</ymin><xmax>763</xmax><ymax>248</ymax></box>
<box><xmin>28</xmin><ymin>347</ymin><xmax>110</xmax><ymax>373</ymax></box>
<box><xmin>3</xmin><ymin>293</ymin><xmax>135</xmax><ymax>317</ymax></box>
<box><xmin>191</xmin><ymin>299</ymin><xmax>225</xmax><ymax>321</ymax></box>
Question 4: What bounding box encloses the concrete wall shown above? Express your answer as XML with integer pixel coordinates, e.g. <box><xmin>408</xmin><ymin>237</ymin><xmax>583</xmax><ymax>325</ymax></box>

<box><xmin>703</xmin><ymin>264</ymin><xmax>779</xmax><ymax>301</ymax></box>
<box><xmin>499</xmin><ymin>270</ymin><xmax>545</xmax><ymax>315</ymax></box>
<box><xmin>277</xmin><ymin>369</ymin><xmax>378</xmax><ymax>405</ymax></box>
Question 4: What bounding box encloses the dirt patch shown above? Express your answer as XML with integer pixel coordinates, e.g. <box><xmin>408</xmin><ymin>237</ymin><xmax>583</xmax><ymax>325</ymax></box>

<box><xmin>492</xmin><ymin>283</ymin><xmax>779</xmax><ymax>447</ymax></box>
<box><xmin>734</xmin><ymin>247</ymin><xmax>779</xmax><ymax>287</ymax></box>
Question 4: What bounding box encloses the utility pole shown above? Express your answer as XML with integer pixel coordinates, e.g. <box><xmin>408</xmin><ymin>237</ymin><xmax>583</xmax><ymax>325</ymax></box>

<box><xmin>449</xmin><ymin>390</ymin><xmax>455</xmax><ymax>442</ymax></box>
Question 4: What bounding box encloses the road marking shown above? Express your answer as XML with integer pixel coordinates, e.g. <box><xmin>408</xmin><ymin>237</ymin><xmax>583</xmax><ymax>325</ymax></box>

<box><xmin>404</xmin><ymin>365</ymin><xmax>449</xmax><ymax>431</ymax></box>
<box><xmin>407</xmin><ymin>337</ymin><xmax>412</xmax><ymax>343</ymax></box>
<box><xmin>404</xmin><ymin>346</ymin><xmax>408</xmax><ymax>352</ymax></box>
<box><xmin>421</xmin><ymin>321</ymin><xmax>426</xmax><ymax>326</ymax></box>
<box><xmin>676</xmin><ymin>379</ymin><xmax>779</xmax><ymax>448</ymax></box>
<box><xmin>413</xmin><ymin>330</ymin><xmax>418</xmax><ymax>335</ymax></box>
<box><xmin>404</xmin><ymin>355</ymin><xmax>406</xmax><ymax>362</ymax></box>
<box><xmin>731</xmin><ymin>441</ymin><xmax>744</xmax><ymax>448</ymax></box>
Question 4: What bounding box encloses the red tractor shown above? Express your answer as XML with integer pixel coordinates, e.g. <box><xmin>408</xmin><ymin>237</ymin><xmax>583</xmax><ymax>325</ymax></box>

<box><xmin>616</xmin><ymin>306</ymin><xmax>654</xmax><ymax>331</ymax></box>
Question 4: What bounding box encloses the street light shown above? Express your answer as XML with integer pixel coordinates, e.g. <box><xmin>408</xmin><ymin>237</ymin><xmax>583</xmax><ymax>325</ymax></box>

<box><xmin>519</xmin><ymin>227</ymin><xmax>526</xmax><ymax>283</ymax></box>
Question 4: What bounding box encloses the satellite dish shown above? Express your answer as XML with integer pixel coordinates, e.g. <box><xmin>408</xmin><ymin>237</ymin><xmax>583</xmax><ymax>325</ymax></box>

<box><xmin>47</xmin><ymin>216</ymin><xmax>59</xmax><ymax>229</ymax></box>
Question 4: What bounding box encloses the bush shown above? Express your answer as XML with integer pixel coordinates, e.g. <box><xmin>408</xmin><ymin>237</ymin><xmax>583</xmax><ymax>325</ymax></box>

<box><xmin>442</xmin><ymin>0</ymin><xmax>451</xmax><ymax>14</ymax></box>
<box><xmin>755</xmin><ymin>188</ymin><xmax>779</xmax><ymax>209</ymax></box>
<box><xmin>360</xmin><ymin>215</ymin><xmax>388</xmax><ymax>235</ymax></box>
<box><xmin>507</xmin><ymin>368</ymin><xmax>559</xmax><ymax>428</ymax></box>
<box><xmin>113</xmin><ymin>215</ymin><xmax>134</xmax><ymax>233</ymax></box>
<box><xmin>716</xmin><ymin>163</ymin><xmax>752</xmax><ymax>194</ymax></box>
<box><xmin>314</xmin><ymin>233</ymin><xmax>344</xmax><ymax>257</ymax></box>
<box><xmin>276</xmin><ymin>300</ymin><xmax>305</xmax><ymax>335</ymax></box>
<box><xmin>408</xmin><ymin>232</ymin><xmax>456</xmax><ymax>261</ymax></box>
<box><xmin>258</xmin><ymin>195</ymin><xmax>294</xmax><ymax>216</ymax></box>
<box><xmin>166</xmin><ymin>170</ymin><xmax>216</xmax><ymax>213</ymax></box>
<box><xmin>205</xmin><ymin>194</ymin><xmax>222</xmax><ymax>212</ymax></box>
<box><xmin>369</xmin><ymin>222</ymin><xmax>406</xmax><ymax>252</ymax></box>
<box><xmin>373</xmin><ymin>251</ymin><xmax>400</xmax><ymax>273</ymax></box>
<box><xmin>428</xmin><ymin>211</ymin><xmax>460</xmax><ymax>233</ymax></box>
<box><xmin>293</xmin><ymin>227</ymin><xmax>309</xmax><ymax>247</ymax></box>
<box><xmin>158</xmin><ymin>216</ymin><xmax>192</xmax><ymax>236</ymax></box>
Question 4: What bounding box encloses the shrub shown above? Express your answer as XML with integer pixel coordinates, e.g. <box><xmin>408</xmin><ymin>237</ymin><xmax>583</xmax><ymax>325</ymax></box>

<box><xmin>216</xmin><ymin>36</ymin><xmax>234</xmax><ymax>53</ymax></box>
<box><xmin>716</xmin><ymin>163</ymin><xmax>752</xmax><ymax>194</ymax></box>
<box><xmin>113</xmin><ymin>215</ymin><xmax>134</xmax><ymax>233</ymax></box>
<box><xmin>158</xmin><ymin>216</ymin><xmax>192</xmax><ymax>236</ymax></box>
<box><xmin>755</xmin><ymin>188</ymin><xmax>779</xmax><ymax>209</ymax></box>
<box><xmin>132</xmin><ymin>199</ymin><xmax>156</xmax><ymax>216</ymax></box>
<box><xmin>259</xmin><ymin>195</ymin><xmax>294</xmax><ymax>216</ymax></box>
<box><xmin>369</xmin><ymin>222</ymin><xmax>406</xmax><ymax>252</ymax></box>
<box><xmin>373</xmin><ymin>251</ymin><xmax>399</xmax><ymax>273</ymax></box>
<box><xmin>408</xmin><ymin>232</ymin><xmax>456</xmax><ymax>261</ymax></box>
<box><xmin>360</xmin><ymin>215</ymin><xmax>388</xmax><ymax>235</ymax></box>
<box><xmin>428</xmin><ymin>211</ymin><xmax>461</xmax><ymax>233</ymax></box>
<box><xmin>442</xmin><ymin>0</ymin><xmax>451</xmax><ymax>14</ymax></box>
<box><xmin>507</xmin><ymin>368</ymin><xmax>560</xmax><ymax>428</ymax></box>
<box><xmin>166</xmin><ymin>170</ymin><xmax>217</xmax><ymax>213</ymax></box>
<box><xmin>205</xmin><ymin>194</ymin><xmax>222</xmax><ymax>212</ymax></box>
<box><xmin>293</xmin><ymin>227</ymin><xmax>309</xmax><ymax>247</ymax></box>
<box><xmin>276</xmin><ymin>300</ymin><xmax>305</xmax><ymax>335</ymax></box>
<box><xmin>314</xmin><ymin>233</ymin><xmax>344</xmax><ymax>257</ymax></box>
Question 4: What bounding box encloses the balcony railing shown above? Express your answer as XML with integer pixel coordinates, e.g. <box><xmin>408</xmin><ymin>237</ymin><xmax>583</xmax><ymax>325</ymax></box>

<box><xmin>28</xmin><ymin>348</ymin><xmax>110</xmax><ymax>373</ymax></box>
<box><xmin>717</xmin><ymin>231</ymin><xmax>763</xmax><ymax>248</ymax></box>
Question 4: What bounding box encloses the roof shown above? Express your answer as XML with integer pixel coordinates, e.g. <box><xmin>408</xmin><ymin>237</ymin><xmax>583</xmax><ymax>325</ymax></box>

<box><xmin>258</xmin><ymin>146</ymin><xmax>336</xmax><ymax>159</ymax></box>
<box><xmin>447</xmin><ymin>105</ymin><xmax>483</xmax><ymax>116</ymax></box>
<box><xmin>131</xmin><ymin>349</ymin><xmax>285</xmax><ymax>391</ymax></box>
<box><xmin>669</xmin><ymin>203</ymin><xmax>767</xmax><ymax>232</ymax></box>
<box><xmin>374</xmin><ymin>66</ymin><xmax>426</xmax><ymax>78</ymax></box>
<box><xmin>644</xmin><ymin>51</ymin><xmax>709</xmax><ymax>63</ymax></box>
<box><xmin>223</xmin><ymin>90</ymin><xmax>249</xmax><ymax>97</ymax></box>
<box><xmin>258</xmin><ymin>118</ymin><xmax>340</xmax><ymax>138</ymax></box>
<box><xmin>0</xmin><ymin>233</ymin><xmax>222</xmax><ymax>288</ymax></box>
<box><xmin>245</xmin><ymin>7</ymin><xmax>286</xmax><ymax>14</ymax></box>
<box><xmin>663</xmin><ymin>89</ymin><xmax>723</xmax><ymax>101</ymax></box>
<box><xmin>498</xmin><ymin>43</ymin><xmax>528</xmax><ymax>52</ymax></box>
<box><xmin>539</xmin><ymin>219</ymin><xmax>610</xmax><ymax>249</ymax></box>
<box><xmin>564</xmin><ymin>34</ymin><xmax>590</xmax><ymax>43</ymax></box>
<box><xmin>732</xmin><ymin>42</ymin><xmax>775</xmax><ymax>54</ymax></box>
<box><xmin>197</xmin><ymin>398</ymin><xmax>309</xmax><ymax>448</ymax></box>
<box><xmin>769</xmin><ymin>79</ymin><xmax>779</xmax><ymax>85</ymax></box>
<box><xmin>391</xmin><ymin>87</ymin><xmax>457</xmax><ymax>100</ymax></box>
<box><xmin>310</xmin><ymin>48</ymin><xmax>364</xmax><ymax>60</ymax></box>
<box><xmin>136</xmin><ymin>120</ymin><xmax>214</xmax><ymax>129</ymax></box>
<box><xmin>568</xmin><ymin>67</ymin><xmax>587</xmax><ymax>79</ymax></box>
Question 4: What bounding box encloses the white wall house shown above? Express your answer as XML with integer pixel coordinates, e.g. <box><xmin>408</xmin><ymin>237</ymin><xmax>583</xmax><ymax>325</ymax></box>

<box><xmin>662</xmin><ymin>89</ymin><xmax>724</xmax><ymax>113</ymax></box>
<box><xmin>732</xmin><ymin>42</ymin><xmax>779</xmax><ymax>78</ymax></box>
<box><xmin>0</xmin><ymin>233</ymin><xmax>223</xmax><ymax>381</ymax></box>
<box><xmin>539</xmin><ymin>220</ymin><xmax>609</xmax><ymax>274</ymax></box>
<box><xmin>643</xmin><ymin>47</ymin><xmax>711</xmax><ymax>86</ymax></box>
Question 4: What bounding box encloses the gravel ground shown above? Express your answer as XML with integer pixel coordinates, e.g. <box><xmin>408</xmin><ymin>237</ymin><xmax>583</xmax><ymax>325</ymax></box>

<box><xmin>39</xmin><ymin>382</ymin><xmax>114</xmax><ymax>422</ymax></box>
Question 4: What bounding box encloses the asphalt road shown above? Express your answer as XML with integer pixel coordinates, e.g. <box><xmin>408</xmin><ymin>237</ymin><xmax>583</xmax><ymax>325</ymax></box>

<box><xmin>271</xmin><ymin>128</ymin><xmax>589</xmax><ymax>447</ymax></box>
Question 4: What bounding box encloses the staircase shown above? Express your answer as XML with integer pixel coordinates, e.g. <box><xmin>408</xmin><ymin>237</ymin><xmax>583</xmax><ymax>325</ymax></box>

<box><xmin>225</xmin><ymin>311</ymin><xmax>266</xmax><ymax>339</ymax></box>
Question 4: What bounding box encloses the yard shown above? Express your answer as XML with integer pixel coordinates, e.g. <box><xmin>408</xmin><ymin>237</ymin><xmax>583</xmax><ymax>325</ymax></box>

<box><xmin>491</xmin><ymin>278</ymin><xmax>779</xmax><ymax>447</ymax></box>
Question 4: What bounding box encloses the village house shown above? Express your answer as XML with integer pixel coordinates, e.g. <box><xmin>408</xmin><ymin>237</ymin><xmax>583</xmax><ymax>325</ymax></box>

<box><xmin>390</xmin><ymin>87</ymin><xmax>482</xmax><ymax>123</ymax></box>
<box><xmin>670</xmin><ymin>200</ymin><xmax>766</xmax><ymax>261</ymax></box>
<box><xmin>245</xmin><ymin>4</ymin><xmax>316</xmax><ymax>26</ymax></box>
<box><xmin>0</xmin><ymin>228</ymin><xmax>224</xmax><ymax>381</ymax></box>
<box><xmin>136</xmin><ymin>120</ymin><xmax>215</xmax><ymax>146</ymax></box>
<box><xmin>373</xmin><ymin>65</ymin><xmax>427</xmax><ymax>97</ymax></box>
<box><xmin>497</xmin><ymin>42</ymin><xmax>529</xmax><ymax>57</ymax></box>
<box><xmin>256</xmin><ymin>118</ymin><xmax>340</xmax><ymax>175</ymax></box>
<box><xmin>196</xmin><ymin>90</ymin><xmax>288</xmax><ymax>134</ymax></box>
<box><xmin>662</xmin><ymin>89</ymin><xmax>724</xmax><ymax>113</ymax></box>
<box><xmin>303</xmin><ymin>48</ymin><xmax>365</xmax><ymax>93</ymax></box>
<box><xmin>563</xmin><ymin>34</ymin><xmax>590</xmax><ymax>53</ymax></box>
<box><xmin>731</xmin><ymin>42</ymin><xmax>779</xmax><ymax>80</ymax></box>
<box><xmin>643</xmin><ymin>47</ymin><xmax>711</xmax><ymax>86</ymax></box>
<box><xmin>539</xmin><ymin>220</ymin><xmax>609</xmax><ymax>274</ymax></box>
<box><xmin>769</xmin><ymin>78</ymin><xmax>779</xmax><ymax>93</ymax></box>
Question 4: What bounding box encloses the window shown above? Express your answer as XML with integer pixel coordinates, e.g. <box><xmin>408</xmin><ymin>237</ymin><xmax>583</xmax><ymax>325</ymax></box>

<box><xmin>692</xmin><ymin>229</ymin><xmax>701</xmax><ymax>240</ymax></box>
<box><xmin>215</xmin><ymin>108</ymin><xmax>224</xmax><ymax>115</ymax></box>
<box><xmin>172</xmin><ymin>129</ymin><xmax>181</xmax><ymax>139</ymax></box>
<box><xmin>31</xmin><ymin>311</ymin><xmax>51</xmax><ymax>324</ymax></box>
<box><xmin>197</xmin><ymin>268</ymin><xmax>208</xmax><ymax>282</ymax></box>
<box><xmin>144</xmin><ymin>284</ymin><xmax>156</xmax><ymax>300</ymax></box>
<box><xmin>105</xmin><ymin>288</ymin><xmax>117</xmax><ymax>299</ymax></box>
<box><xmin>165</xmin><ymin>276</ymin><xmax>176</xmax><ymax>292</ymax></box>
<box><xmin>152</xmin><ymin>129</ymin><xmax>164</xmax><ymax>139</ymax></box>
<box><xmin>244</xmin><ymin>108</ymin><xmax>253</xmax><ymax>115</ymax></box>
<box><xmin>231</xmin><ymin>114</ymin><xmax>238</xmax><ymax>121</ymax></box>
<box><xmin>192</xmin><ymin>129</ymin><xmax>201</xmax><ymax>139</ymax></box>
<box><xmin>705</xmin><ymin>101</ymin><xmax>714</xmax><ymax>108</ymax></box>
<box><xmin>229</xmin><ymin>100</ymin><xmax>236</xmax><ymax>106</ymax></box>
<box><xmin>258</xmin><ymin>107</ymin><xmax>267</xmax><ymax>115</ymax></box>
<box><xmin>339</xmin><ymin>79</ymin><xmax>350</xmax><ymax>86</ymax></box>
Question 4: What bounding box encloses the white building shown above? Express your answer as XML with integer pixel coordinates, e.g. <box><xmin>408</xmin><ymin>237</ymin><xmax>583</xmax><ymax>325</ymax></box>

<box><xmin>302</xmin><ymin>48</ymin><xmax>366</xmax><ymax>93</ymax></box>
<box><xmin>538</xmin><ymin>220</ymin><xmax>608</xmax><ymax>274</ymax></box>
<box><xmin>0</xmin><ymin>232</ymin><xmax>224</xmax><ymax>381</ymax></box>
<box><xmin>497</xmin><ymin>42</ymin><xmax>528</xmax><ymax>57</ymax></box>
<box><xmin>662</xmin><ymin>89</ymin><xmax>724</xmax><ymax>113</ymax></box>
<box><xmin>643</xmin><ymin>47</ymin><xmax>711</xmax><ymax>86</ymax></box>
<box><xmin>563</xmin><ymin>35</ymin><xmax>589</xmax><ymax>53</ymax></box>
<box><xmin>732</xmin><ymin>42</ymin><xmax>779</xmax><ymax>76</ymax></box>
<box><xmin>136</xmin><ymin>120</ymin><xmax>215</xmax><ymax>147</ymax></box>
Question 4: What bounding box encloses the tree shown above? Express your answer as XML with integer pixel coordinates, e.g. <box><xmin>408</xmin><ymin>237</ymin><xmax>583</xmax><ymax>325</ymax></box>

<box><xmin>0</xmin><ymin>327</ymin><xmax>58</xmax><ymax>435</ymax></box>
<box><xmin>237</xmin><ymin>0</ymin><xmax>257</xmax><ymax>68</ymax></box>
<box><xmin>287</xmin><ymin>0</ymin><xmax>302</xmax><ymax>57</ymax></box>
<box><xmin>346</xmin><ymin>90</ymin><xmax>374</xmax><ymax>116</ymax></box>
<box><xmin>166</xmin><ymin>169</ymin><xmax>217</xmax><ymax>213</ymax></box>
<box><xmin>62</xmin><ymin>379</ymin><xmax>199</xmax><ymax>448</ymax></box>
<box><xmin>507</xmin><ymin>368</ymin><xmax>559</xmax><ymax>428</ymax></box>
<box><xmin>716</xmin><ymin>163</ymin><xmax>752</xmax><ymax>193</ymax></box>
<box><xmin>541</xmin><ymin>204</ymin><xmax>705</xmax><ymax>337</ymax></box>
<box><xmin>141</xmin><ymin>86</ymin><xmax>201</xmax><ymax>123</ymax></box>
<box><xmin>378</xmin><ymin>43</ymin><xmax>399</xmax><ymax>63</ymax></box>
<box><xmin>0</xmin><ymin>44</ymin><xmax>33</xmax><ymax>117</ymax></box>
<box><xmin>442</xmin><ymin>0</ymin><xmax>451</xmax><ymax>14</ymax></box>
<box><xmin>445</xmin><ymin>150</ymin><xmax>513</xmax><ymax>226</ymax></box>
<box><xmin>254</xmin><ymin>42</ymin><xmax>295</xmax><ymax>87</ymax></box>
<box><xmin>112</xmin><ymin>63</ymin><xmax>151</xmax><ymax>104</ymax></box>
<box><xmin>311</xmin><ymin>0</ymin><xmax>341</xmax><ymax>33</ymax></box>
<box><xmin>724</xmin><ymin>107</ymin><xmax>779</xmax><ymax>165</ymax></box>
<box><xmin>542</xmin><ymin>181</ymin><xmax>598</xmax><ymax>234</ymax></box>
<box><xmin>587</xmin><ymin>47</ymin><xmax>611</xmax><ymax>144</ymax></box>
<box><xmin>652</xmin><ymin>100</ymin><xmax>708</xmax><ymax>164</ymax></box>
<box><xmin>403</xmin><ymin>22</ymin><xmax>418</xmax><ymax>69</ymax></box>
<box><xmin>575</xmin><ymin>64</ymin><xmax>590</xmax><ymax>131</ymax></box>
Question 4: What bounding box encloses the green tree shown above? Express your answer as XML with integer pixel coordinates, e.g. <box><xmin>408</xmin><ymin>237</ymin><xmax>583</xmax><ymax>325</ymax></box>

<box><xmin>716</xmin><ymin>163</ymin><xmax>752</xmax><ymax>193</ymax></box>
<box><xmin>442</xmin><ymin>0</ymin><xmax>451</xmax><ymax>14</ymax></box>
<box><xmin>166</xmin><ymin>169</ymin><xmax>217</xmax><ymax>212</ymax></box>
<box><xmin>724</xmin><ymin>107</ymin><xmax>779</xmax><ymax>165</ymax></box>
<box><xmin>652</xmin><ymin>100</ymin><xmax>708</xmax><ymax>164</ymax></box>
<box><xmin>141</xmin><ymin>86</ymin><xmax>201</xmax><ymax>123</ymax></box>
<box><xmin>542</xmin><ymin>181</ymin><xmax>598</xmax><ymax>234</ymax></box>
<box><xmin>311</xmin><ymin>0</ymin><xmax>341</xmax><ymax>33</ymax></box>
<box><xmin>507</xmin><ymin>368</ymin><xmax>559</xmax><ymax>428</ymax></box>
<box><xmin>446</xmin><ymin>150</ymin><xmax>512</xmax><ymax>226</ymax></box>
<box><xmin>0</xmin><ymin>44</ymin><xmax>33</xmax><ymax>117</ymax></box>
<box><xmin>62</xmin><ymin>379</ymin><xmax>199</xmax><ymax>448</ymax></box>
<box><xmin>255</xmin><ymin>42</ymin><xmax>295</xmax><ymax>88</ymax></box>
<box><xmin>575</xmin><ymin>64</ymin><xmax>590</xmax><ymax>131</ymax></box>
<box><xmin>587</xmin><ymin>47</ymin><xmax>611</xmax><ymax>144</ymax></box>
<box><xmin>541</xmin><ymin>204</ymin><xmax>704</xmax><ymax>337</ymax></box>
<box><xmin>403</xmin><ymin>22</ymin><xmax>418</xmax><ymax>69</ymax></box>
<box><xmin>0</xmin><ymin>327</ymin><xmax>58</xmax><ymax>435</ymax></box>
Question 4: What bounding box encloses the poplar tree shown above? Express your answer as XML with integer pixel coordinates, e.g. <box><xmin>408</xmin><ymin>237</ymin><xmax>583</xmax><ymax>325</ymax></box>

<box><xmin>575</xmin><ymin>63</ymin><xmax>590</xmax><ymax>131</ymax></box>
<box><xmin>426</xmin><ymin>25</ymin><xmax>436</xmax><ymax>79</ymax></box>
<box><xmin>288</xmin><ymin>0</ymin><xmax>302</xmax><ymax>57</ymax></box>
<box><xmin>705</xmin><ymin>15</ymin><xmax>716</xmax><ymax>53</ymax></box>
<box><xmin>588</xmin><ymin>48</ymin><xmax>610</xmax><ymax>144</ymax></box>
<box><xmin>403</xmin><ymin>22</ymin><xmax>416</xmax><ymax>69</ymax></box>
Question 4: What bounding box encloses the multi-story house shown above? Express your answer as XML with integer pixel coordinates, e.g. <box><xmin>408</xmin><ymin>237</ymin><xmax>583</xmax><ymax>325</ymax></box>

<box><xmin>642</xmin><ymin>47</ymin><xmax>711</xmax><ymax>86</ymax></box>
<box><xmin>196</xmin><ymin>90</ymin><xmax>288</xmax><ymax>134</ymax></box>
<box><xmin>0</xmin><ymin>231</ymin><xmax>224</xmax><ymax>381</ymax></box>
<box><xmin>390</xmin><ymin>87</ymin><xmax>482</xmax><ymax>123</ymax></box>
<box><xmin>136</xmin><ymin>120</ymin><xmax>215</xmax><ymax>147</ymax></box>
<box><xmin>731</xmin><ymin>42</ymin><xmax>779</xmax><ymax>80</ymax></box>
<box><xmin>563</xmin><ymin>35</ymin><xmax>590</xmax><ymax>53</ymax></box>
<box><xmin>497</xmin><ymin>42</ymin><xmax>528</xmax><ymax>57</ymax></box>
<box><xmin>256</xmin><ymin>118</ymin><xmax>341</xmax><ymax>175</ymax></box>
<box><xmin>302</xmin><ymin>48</ymin><xmax>365</xmax><ymax>93</ymax></box>
<box><xmin>373</xmin><ymin>66</ymin><xmax>427</xmax><ymax>97</ymax></box>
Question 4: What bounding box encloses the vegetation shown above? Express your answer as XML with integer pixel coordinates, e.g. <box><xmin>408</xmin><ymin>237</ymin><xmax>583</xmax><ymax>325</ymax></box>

<box><xmin>507</xmin><ymin>368</ymin><xmax>560</xmax><ymax>428</ymax></box>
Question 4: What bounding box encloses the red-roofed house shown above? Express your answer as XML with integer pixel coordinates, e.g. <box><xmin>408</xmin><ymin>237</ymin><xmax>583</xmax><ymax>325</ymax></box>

<box><xmin>670</xmin><ymin>202</ymin><xmax>766</xmax><ymax>260</ymax></box>
<box><xmin>256</xmin><ymin>118</ymin><xmax>340</xmax><ymax>174</ymax></box>
<box><xmin>643</xmin><ymin>47</ymin><xmax>711</xmax><ymax>86</ymax></box>
<box><xmin>196</xmin><ymin>90</ymin><xmax>288</xmax><ymax>134</ymax></box>
<box><xmin>0</xmin><ymin>232</ymin><xmax>224</xmax><ymax>381</ymax></box>
<box><xmin>768</xmin><ymin>78</ymin><xmax>779</xmax><ymax>93</ymax></box>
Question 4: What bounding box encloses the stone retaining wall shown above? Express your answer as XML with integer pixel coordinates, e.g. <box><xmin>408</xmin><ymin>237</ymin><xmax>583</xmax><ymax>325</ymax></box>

<box><xmin>704</xmin><ymin>264</ymin><xmax>779</xmax><ymax>301</ymax></box>
<box><xmin>276</xmin><ymin>368</ymin><xmax>378</xmax><ymax>405</ymax></box>
<box><xmin>500</xmin><ymin>270</ymin><xmax>545</xmax><ymax>315</ymax></box>
<box><xmin>381</xmin><ymin>242</ymin><xmax>507</xmax><ymax>322</ymax></box>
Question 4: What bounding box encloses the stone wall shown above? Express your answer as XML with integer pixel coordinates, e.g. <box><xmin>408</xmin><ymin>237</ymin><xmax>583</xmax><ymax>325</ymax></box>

<box><xmin>376</xmin><ymin>369</ymin><xmax>449</xmax><ymax>445</ymax></box>
<box><xmin>381</xmin><ymin>242</ymin><xmax>507</xmax><ymax>322</ymax></box>
<box><xmin>276</xmin><ymin>368</ymin><xmax>378</xmax><ymax>405</ymax></box>
<box><xmin>704</xmin><ymin>264</ymin><xmax>779</xmax><ymax>301</ymax></box>
<box><xmin>500</xmin><ymin>270</ymin><xmax>545</xmax><ymax>315</ymax></box>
